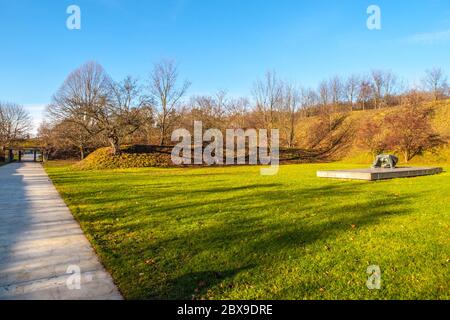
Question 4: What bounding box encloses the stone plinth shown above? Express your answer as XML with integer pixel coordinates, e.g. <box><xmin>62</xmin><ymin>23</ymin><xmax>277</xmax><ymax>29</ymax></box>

<box><xmin>317</xmin><ymin>167</ymin><xmax>443</xmax><ymax>181</ymax></box>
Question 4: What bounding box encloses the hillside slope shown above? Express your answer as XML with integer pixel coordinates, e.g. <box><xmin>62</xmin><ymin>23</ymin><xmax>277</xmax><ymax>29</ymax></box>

<box><xmin>295</xmin><ymin>101</ymin><xmax>449</xmax><ymax>165</ymax></box>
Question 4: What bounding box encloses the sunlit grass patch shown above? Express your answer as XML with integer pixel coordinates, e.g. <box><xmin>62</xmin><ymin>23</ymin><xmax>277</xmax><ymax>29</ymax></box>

<box><xmin>45</xmin><ymin>162</ymin><xmax>450</xmax><ymax>300</ymax></box>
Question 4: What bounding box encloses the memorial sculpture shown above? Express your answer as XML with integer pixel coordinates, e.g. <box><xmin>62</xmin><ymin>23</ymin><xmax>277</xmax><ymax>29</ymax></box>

<box><xmin>371</xmin><ymin>154</ymin><xmax>399</xmax><ymax>169</ymax></box>
<box><xmin>318</xmin><ymin>154</ymin><xmax>442</xmax><ymax>180</ymax></box>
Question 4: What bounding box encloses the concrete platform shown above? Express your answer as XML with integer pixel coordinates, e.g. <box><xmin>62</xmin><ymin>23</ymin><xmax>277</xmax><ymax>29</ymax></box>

<box><xmin>317</xmin><ymin>167</ymin><xmax>443</xmax><ymax>181</ymax></box>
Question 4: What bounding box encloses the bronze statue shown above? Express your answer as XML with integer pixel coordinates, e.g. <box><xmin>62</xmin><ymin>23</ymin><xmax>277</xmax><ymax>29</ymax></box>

<box><xmin>372</xmin><ymin>154</ymin><xmax>399</xmax><ymax>169</ymax></box>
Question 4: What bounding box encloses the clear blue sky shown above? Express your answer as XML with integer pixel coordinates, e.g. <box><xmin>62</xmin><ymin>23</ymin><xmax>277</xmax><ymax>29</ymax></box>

<box><xmin>1</xmin><ymin>0</ymin><xmax>450</xmax><ymax>130</ymax></box>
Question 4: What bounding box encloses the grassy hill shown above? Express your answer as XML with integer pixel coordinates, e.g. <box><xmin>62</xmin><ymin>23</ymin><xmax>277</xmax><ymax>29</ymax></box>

<box><xmin>296</xmin><ymin>100</ymin><xmax>450</xmax><ymax>165</ymax></box>
<box><xmin>74</xmin><ymin>146</ymin><xmax>173</xmax><ymax>170</ymax></box>
<box><xmin>73</xmin><ymin>101</ymin><xmax>449</xmax><ymax>170</ymax></box>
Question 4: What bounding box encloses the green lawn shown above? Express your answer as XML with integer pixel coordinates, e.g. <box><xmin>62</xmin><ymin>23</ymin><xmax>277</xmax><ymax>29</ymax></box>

<box><xmin>45</xmin><ymin>162</ymin><xmax>450</xmax><ymax>300</ymax></box>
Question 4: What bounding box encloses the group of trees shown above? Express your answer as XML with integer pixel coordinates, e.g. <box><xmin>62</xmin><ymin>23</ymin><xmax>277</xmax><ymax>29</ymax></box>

<box><xmin>299</xmin><ymin>68</ymin><xmax>448</xmax><ymax>113</ymax></box>
<box><xmin>0</xmin><ymin>102</ymin><xmax>32</xmax><ymax>160</ymax></box>
<box><xmin>46</xmin><ymin>62</ymin><xmax>150</xmax><ymax>157</ymax></box>
<box><xmin>40</xmin><ymin>61</ymin><xmax>448</xmax><ymax>162</ymax></box>
<box><xmin>42</xmin><ymin>60</ymin><xmax>190</xmax><ymax>158</ymax></box>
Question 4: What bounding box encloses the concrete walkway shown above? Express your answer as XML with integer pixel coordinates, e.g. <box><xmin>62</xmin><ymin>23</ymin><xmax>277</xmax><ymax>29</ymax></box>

<box><xmin>0</xmin><ymin>162</ymin><xmax>122</xmax><ymax>300</ymax></box>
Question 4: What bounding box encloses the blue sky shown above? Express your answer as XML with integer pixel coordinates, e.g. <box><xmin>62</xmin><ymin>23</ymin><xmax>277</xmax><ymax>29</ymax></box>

<box><xmin>1</xmin><ymin>0</ymin><xmax>450</xmax><ymax>130</ymax></box>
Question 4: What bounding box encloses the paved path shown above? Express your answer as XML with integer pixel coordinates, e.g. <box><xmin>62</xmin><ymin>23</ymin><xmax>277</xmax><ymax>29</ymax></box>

<box><xmin>0</xmin><ymin>162</ymin><xmax>122</xmax><ymax>300</ymax></box>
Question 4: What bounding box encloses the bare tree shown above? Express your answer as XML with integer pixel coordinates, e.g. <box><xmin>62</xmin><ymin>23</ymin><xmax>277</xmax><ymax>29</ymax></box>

<box><xmin>300</xmin><ymin>87</ymin><xmax>318</xmax><ymax>116</ymax></box>
<box><xmin>358</xmin><ymin>79</ymin><xmax>373</xmax><ymax>111</ymax></box>
<box><xmin>317</xmin><ymin>80</ymin><xmax>335</xmax><ymax>130</ymax></box>
<box><xmin>0</xmin><ymin>102</ymin><xmax>32</xmax><ymax>148</ymax></box>
<box><xmin>48</xmin><ymin>62</ymin><xmax>148</xmax><ymax>155</ymax></box>
<box><xmin>329</xmin><ymin>76</ymin><xmax>344</xmax><ymax>112</ymax></box>
<box><xmin>384</xmin><ymin>106</ymin><xmax>444</xmax><ymax>162</ymax></box>
<box><xmin>38</xmin><ymin>120</ymin><xmax>98</xmax><ymax>160</ymax></box>
<box><xmin>187</xmin><ymin>90</ymin><xmax>230</xmax><ymax>132</ymax></box>
<box><xmin>47</xmin><ymin>61</ymin><xmax>110</xmax><ymax>141</ymax></box>
<box><xmin>106</xmin><ymin>76</ymin><xmax>152</xmax><ymax>153</ymax></box>
<box><xmin>371</xmin><ymin>70</ymin><xmax>397</xmax><ymax>108</ymax></box>
<box><xmin>227</xmin><ymin>97</ymin><xmax>250</xmax><ymax>129</ymax></box>
<box><xmin>371</xmin><ymin>70</ymin><xmax>385</xmax><ymax>109</ymax></box>
<box><xmin>423</xmin><ymin>68</ymin><xmax>448</xmax><ymax>102</ymax></box>
<box><xmin>383</xmin><ymin>71</ymin><xmax>397</xmax><ymax>99</ymax></box>
<box><xmin>56</xmin><ymin>120</ymin><xmax>94</xmax><ymax>160</ymax></box>
<box><xmin>318</xmin><ymin>80</ymin><xmax>330</xmax><ymax>107</ymax></box>
<box><xmin>283</xmin><ymin>83</ymin><xmax>301</xmax><ymax>148</ymax></box>
<box><xmin>150</xmin><ymin>60</ymin><xmax>190</xmax><ymax>146</ymax></box>
<box><xmin>344</xmin><ymin>74</ymin><xmax>360</xmax><ymax>111</ymax></box>
<box><xmin>252</xmin><ymin>71</ymin><xmax>283</xmax><ymax>131</ymax></box>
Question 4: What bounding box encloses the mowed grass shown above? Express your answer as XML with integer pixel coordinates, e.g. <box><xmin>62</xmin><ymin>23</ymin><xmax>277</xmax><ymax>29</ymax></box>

<box><xmin>45</xmin><ymin>162</ymin><xmax>450</xmax><ymax>300</ymax></box>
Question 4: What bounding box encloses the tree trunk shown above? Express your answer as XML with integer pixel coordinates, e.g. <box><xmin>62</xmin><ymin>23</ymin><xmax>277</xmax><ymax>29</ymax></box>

<box><xmin>289</xmin><ymin>129</ymin><xmax>295</xmax><ymax>148</ymax></box>
<box><xmin>403</xmin><ymin>151</ymin><xmax>410</xmax><ymax>163</ymax></box>
<box><xmin>289</xmin><ymin>113</ymin><xmax>295</xmax><ymax>148</ymax></box>
<box><xmin>79</xmin><ymin>147</ymin><xmax>85</xmax><ymax>160</ymax></box>
<box><xmin>159</xmin><ymin>120</ymin><xmax>166</xmax><ymax>146</ymax></box>
<box><xmin>109</xmin><ymin>137</ymin><xmax>121</xmax><ymax>156</ymax></box>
